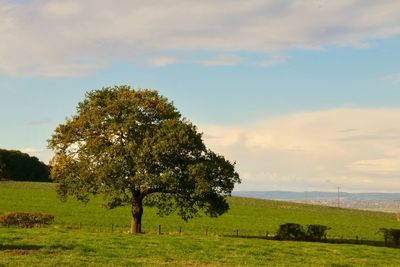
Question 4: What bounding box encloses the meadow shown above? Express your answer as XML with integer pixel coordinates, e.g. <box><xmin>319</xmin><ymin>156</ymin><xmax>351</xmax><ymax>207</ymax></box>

<box><xmin>1</xmin><ymin>181</ymin><xmax>400</xmax><ymax>266</ymax></box>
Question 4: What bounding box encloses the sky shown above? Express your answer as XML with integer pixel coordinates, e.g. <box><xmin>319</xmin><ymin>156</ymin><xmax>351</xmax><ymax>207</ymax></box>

<box><xmin>1</xmin><ymin>0</ymin><xmax>400</xmax><ymax>192</ymax></box>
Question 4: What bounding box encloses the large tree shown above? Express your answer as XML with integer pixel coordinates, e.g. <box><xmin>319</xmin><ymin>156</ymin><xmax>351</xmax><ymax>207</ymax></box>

<box><xmin>48</xmin><ymin>86</ymin><xmax>240</xmax><ymax>233</ymax></box>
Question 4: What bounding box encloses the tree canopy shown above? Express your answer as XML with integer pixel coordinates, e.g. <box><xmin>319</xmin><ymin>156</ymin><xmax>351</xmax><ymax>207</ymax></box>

<box><xmin>48</xmin><ymin>86</ymin><xmax>240</xmax><ymax>233</ymax></box>
<box><xmin>0</xmin><ymin>149</ymin><xmax>50</xmax><ymax>182</ymax></box>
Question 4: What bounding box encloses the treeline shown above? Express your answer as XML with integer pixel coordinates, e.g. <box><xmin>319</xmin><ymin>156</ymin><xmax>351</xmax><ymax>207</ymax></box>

<box><xmin>0</xmin><ymin>149</ymin><xmax>51</xmax><ymax>182</ymax></box>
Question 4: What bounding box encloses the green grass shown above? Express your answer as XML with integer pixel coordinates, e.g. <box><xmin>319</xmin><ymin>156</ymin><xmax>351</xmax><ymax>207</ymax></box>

<box><xmin>1</xmin><ymin>181</ymin><xmax>400</xmax><ymax>266</ymax></box>
<box><xmin>1</xmin><ymin>228</ymin><xmax>400</xmax><ymax>266</ymax></box>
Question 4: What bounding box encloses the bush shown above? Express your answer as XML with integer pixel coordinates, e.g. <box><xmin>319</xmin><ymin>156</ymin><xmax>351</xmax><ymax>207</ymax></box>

<box><xmin>305</xmin><ymin>224</ymin><xmax>331</xmax><ymax>241</ymax></box>
<box><xmin>0</xmin><ymin>212</ymin><xmax>54</xmax><ymax>228</ymax></box>
<box><xmin>276</xmin><ymin>223</ymin><xmax>331</xmax><ymax>241</ymax></box>
<box><xmin>276</xmin><ymin>223</ymin><xmax>306</xmax><ymax>241</ymax></box>
<box><xmin>379</xmin><ymin>228</ymin><xmax>400</xmax><ymax>247</ymax></box>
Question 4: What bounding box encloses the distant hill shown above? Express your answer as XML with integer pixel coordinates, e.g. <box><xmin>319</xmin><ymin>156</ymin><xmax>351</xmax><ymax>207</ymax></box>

<box><xmin>233</xmin><ymin>191</ymin><xmax>400</xmax><ymax>212</ymax></box>
<box><xmin>233</xmin><ymin>191</ymin><xmax>400</xmax><ymax>201</ymax></box>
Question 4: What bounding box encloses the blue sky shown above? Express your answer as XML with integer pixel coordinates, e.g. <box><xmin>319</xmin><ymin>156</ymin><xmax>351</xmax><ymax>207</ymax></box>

<box><xmin>1</xmin><ymin>0</ymin><xmax>400</xmax><ymax>192</ymax></box>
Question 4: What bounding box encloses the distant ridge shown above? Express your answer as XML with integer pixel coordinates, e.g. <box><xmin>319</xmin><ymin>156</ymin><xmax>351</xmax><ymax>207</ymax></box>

<box><xmin>233</xmin><ymin>191</ymin><xmax>400</xmax><ymax>201</ymax></box>
<box><xmin>233</xmin><ymin>191</ymin><xmax>400</xmax><ymax>212</ymax></box>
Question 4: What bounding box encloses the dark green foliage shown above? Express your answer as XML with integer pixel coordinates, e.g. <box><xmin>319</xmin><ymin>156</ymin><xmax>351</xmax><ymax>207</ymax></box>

<box><xmin>305</xmin><ymin>224</ymin><xmax>331</xmax><ymax>241</ymax></box>
<box><xmin>0</xmin><ymin>149</ymin><xmax>50</xmax><ymax>182</ymax></box>
<box><xmin>276</xmin><ymin>223</ymin><xmax>306</xmax><ymax>241</ymax></box>
<box><xmin>379</xmin><ymin>228</ymin><xmax>400</xmax><ymax>246</ymax></box>
<box><xmin>0</xmin><ymin>212</ymin><xmax>54</xmax><ymax>228</ymax></box>
<box><xmin>276</xmin><ymin>223</ymin><xmax>331</xmax><ymax>241</ymax></box>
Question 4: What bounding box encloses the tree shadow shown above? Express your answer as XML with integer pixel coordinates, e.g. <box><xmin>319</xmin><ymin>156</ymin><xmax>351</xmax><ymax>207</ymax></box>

<box><xmin>0</xmin><ymin>244</ymin><xmax>44</xmax><ymax>254</ymax></box>
<box><xmin>0</xmin><ymin>244</ymin><xmax>44</xmax><ymax>251</ymax></box>
<box><xmin>223</xmin><ymin>234</ymin><xmax>399</xmax><ymax>249</ymax></box>
<box><xmin>0</xmin><ymin>243</ymin><xmax>78</xmax><ymax>255</ymax></box>
<box><xmin>326</xmin><ymin>238</ymin><xmax>398</xmax><ymax>249</ymax></box>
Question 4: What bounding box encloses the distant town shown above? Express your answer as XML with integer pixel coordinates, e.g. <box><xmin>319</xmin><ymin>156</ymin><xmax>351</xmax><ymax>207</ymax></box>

<box><xmin>234</xmin><ymin>191</ymin><xmax>400</xmax><ymax>213</ymax></box>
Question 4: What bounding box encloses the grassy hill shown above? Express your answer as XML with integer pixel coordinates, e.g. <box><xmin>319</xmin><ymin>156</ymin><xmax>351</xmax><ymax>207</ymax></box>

<box><xmin>1</xmin><ymin>181</ymin><xmax>400</xmax><ymax>266</ymax></box>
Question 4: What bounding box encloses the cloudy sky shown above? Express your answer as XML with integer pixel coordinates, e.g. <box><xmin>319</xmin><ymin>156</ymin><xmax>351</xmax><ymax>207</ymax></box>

<box><xmin>1</xmin><ymin>0</ymin><xmax>400</xmax><ymax>192</ymax></box>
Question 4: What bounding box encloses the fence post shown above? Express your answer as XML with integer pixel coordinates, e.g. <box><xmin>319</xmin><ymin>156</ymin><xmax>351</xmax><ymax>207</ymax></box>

<box><xmin>158</xmin><ymin>224</ymin><xmax>161</xmax><ymax>235</ymax></box>
<box><xmin>236</xmin><ymin>229</ymin><xmax>239</xmax><ymax>237</ymax></box>
<box><xmin>179</xmin><ymin>226</ymin><xmax>182</xmax><ymax>234</ymax></box>
<box><xmin>205</xmin><ymin>227</ymin><xmax>208</xmax><ymax>236</ymax></box>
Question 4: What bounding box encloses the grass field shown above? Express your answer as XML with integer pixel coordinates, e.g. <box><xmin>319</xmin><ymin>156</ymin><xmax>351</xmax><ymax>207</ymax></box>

<box><xmin>1</xmin><ymin>181</ymin><xmax>400</xmax><ymax>266</ymax></box>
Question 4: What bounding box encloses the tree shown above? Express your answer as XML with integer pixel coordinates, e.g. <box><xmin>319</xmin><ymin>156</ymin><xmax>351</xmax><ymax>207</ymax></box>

<box><xmin>0</xmin><ymin>160</ymin><xmax>5</xmax><ymax>179</ymax></box>
<box><xmin>48</xmin><ymin>86</ymin><xmax>240</xmax><ymax>233</ymax></box>
<box><xmin>0</xmin><ymin>149</ymin><xmax>50</xmax><ymax>182</ymax></box>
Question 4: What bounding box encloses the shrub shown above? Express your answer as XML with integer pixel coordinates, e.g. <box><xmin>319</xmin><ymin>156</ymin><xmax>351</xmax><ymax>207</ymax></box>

<box><xmin>276</xmin><ymin>223</ymin><xmax>306</xmax><ymax>241</ymax></box>
<box><xmin>0</xmin><ymin>212</ymin><xmax>54</xmax><ymax>228</ymax></box>
<box><xmin>305</xmin><ymin>224</ymin><xmax>331</xmax><ymax>241</ymax></box>
<box><xmin>379</xmin><ymin>228</ymin><xmax>400</xmax><ymax>247</ymax></box>
<box><xmin>276</xmin><ymin>223</ymin><xmax>331</xmax><ymax>242</ymax></box>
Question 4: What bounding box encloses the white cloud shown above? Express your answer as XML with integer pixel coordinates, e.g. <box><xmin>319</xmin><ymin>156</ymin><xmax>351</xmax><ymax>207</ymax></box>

<box><xmin>199</xmin><ymin>54</ymin><xmax>242</xmax><ymax>66</ymax></box>
<box><xmin>40</xmin><ymin>2</ymin><xmax>81</xmax><ymax>17</ymax></box>
<box><xmin>19</xmin><ymin>63</ymin><xmax>101</xmax><ymax>78</ymax></box>
<box><xmin>350</xmin><ymin>157</ymin><xmax>400</xmax><ymax>174</ymax></box>
<box><xmin>257</xmin><ymin>55</ymin><xmax>288</xmax><ymax>67</ymax></box>
<box><xmin>147</xmin><ymin>56</ymin><xmax>178</xmax><ymax>67</ymax></box>
<box><xmin>1</xmin><ymin>0</ymin><xmax>400</xmax><ymax>77</ymax></box>
<box><xmin>383</xmin><ymin>73</ymin><xmax>400</xmax><ymax>84</ymax></box>
<box><xmin>199</xmin><ymin>108</ymin><xmax>400</xmax><ymax>192</ymax></box>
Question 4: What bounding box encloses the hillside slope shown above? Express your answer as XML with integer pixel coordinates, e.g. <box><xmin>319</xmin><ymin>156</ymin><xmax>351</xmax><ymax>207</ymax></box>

<box><xmin>1</xmin><ymin>181</ymin><xmax>398</xmax><ymax>240</ymax></box>
<box><xmin>1</xmin><ymin>181</ymin><xmax>400</xmax><ymax>266</ymax></box>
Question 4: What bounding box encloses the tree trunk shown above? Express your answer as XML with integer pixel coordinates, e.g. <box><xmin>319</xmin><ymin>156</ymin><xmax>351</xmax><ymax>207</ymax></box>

<box><xmin>130</xmin><ymin>195</ymin><xmax>143</xmax><ymax>234</ymax></box>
